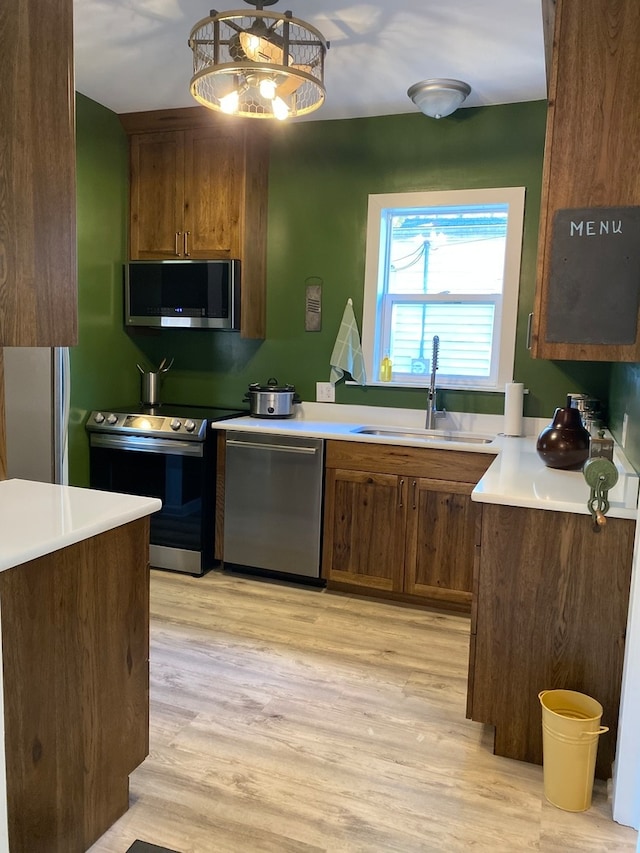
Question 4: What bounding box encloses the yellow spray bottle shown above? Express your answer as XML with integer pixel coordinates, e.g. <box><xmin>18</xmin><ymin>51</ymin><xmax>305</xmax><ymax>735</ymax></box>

<box><xmin>380</xmin><ymin>353</ymin><xmax>392</xmax><ymax>382</ymax></box>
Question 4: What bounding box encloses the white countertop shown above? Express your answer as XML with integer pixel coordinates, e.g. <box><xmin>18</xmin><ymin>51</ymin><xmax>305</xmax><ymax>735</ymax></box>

<box><xmin>212</xmin><ymin>402</ymin><xmax>508</xmax><ymax>449</ymax></box>
<box><xmin>472</xmin><ymin>437</ymin><xmax>638</xmax><ymax>518</ymax></box>
<box><xmin>0</xmin><ymin>480</ymin><xmax>161</xmax><ymax>572</ymax></box>
<box><xmin>211</xmin><ymin>402</ymin><xmax>639</xmax><ymax>520</ymax></box>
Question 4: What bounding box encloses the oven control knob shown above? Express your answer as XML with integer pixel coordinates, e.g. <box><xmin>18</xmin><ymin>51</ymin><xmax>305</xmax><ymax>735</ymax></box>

<box><xmin>170</xmin><ymin>418</ymin><xmax>182</xmax><ymax>431</ymax></box>
<box><xmin>184</xmin><ymin>419</ymin><xmax>196</xmax><ymax>432</ymax></box>
<box><xmin>94</xmin><ymin>412</ymin><xmax>105</xmax><ymax>424</ymax></box>
<box><xmin>106</xmin><ymin>414</ymin><xmax>118</xmax><ymax>425</ymax></box>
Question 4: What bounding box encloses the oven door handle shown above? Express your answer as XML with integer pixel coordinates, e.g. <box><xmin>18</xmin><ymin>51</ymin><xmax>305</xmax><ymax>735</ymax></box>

<box><xmin>90</xmin><ymin>433</ymin><xmax>204</xmax><ymax>457</ymax></box>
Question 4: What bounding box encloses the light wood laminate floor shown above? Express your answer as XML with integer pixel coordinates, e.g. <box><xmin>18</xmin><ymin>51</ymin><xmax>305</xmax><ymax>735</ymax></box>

<box><xmin>89</xmin><ymin>569</ymin><xmax>637</xmax><ymax>853</ymax></box>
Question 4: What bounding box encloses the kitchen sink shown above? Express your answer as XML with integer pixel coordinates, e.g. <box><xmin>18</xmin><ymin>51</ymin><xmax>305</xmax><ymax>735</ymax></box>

<box><xmin>352</xmin><ymin>426</ymin><xmax>495</xmax><ymax>444</ymax></box>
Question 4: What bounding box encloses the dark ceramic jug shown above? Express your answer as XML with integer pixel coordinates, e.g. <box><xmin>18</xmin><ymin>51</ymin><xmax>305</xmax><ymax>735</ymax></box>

<box><xmin>536</xmin><ymin>395</ymin><xmax>591</xmax><ymax>470</ymax></box>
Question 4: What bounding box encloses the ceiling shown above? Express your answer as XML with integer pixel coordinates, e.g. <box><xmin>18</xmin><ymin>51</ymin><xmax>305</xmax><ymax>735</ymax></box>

<box><xmin>73</xmin><ymin>0</ymin><xmax>548</xmax><ymax>121</ymax></box>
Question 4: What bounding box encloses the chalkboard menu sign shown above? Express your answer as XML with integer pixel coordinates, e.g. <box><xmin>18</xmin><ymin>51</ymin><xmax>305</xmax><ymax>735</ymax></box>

<box><xmin>546</xmin><ymin>206</ymin><xmax>640</xmax><ymax>345</ymax></box>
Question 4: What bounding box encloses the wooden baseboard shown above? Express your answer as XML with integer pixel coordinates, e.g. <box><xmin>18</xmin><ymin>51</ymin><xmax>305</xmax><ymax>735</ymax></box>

<box><xmin>325</xmin><ymin>580</ymin><xmax>472</xmax><ymax>615</ymax></box>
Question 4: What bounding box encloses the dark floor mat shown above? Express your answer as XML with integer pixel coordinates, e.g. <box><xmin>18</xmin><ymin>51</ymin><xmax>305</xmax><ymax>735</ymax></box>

<box><xmin>126</xmin><ymin>842</ymin><xmax>181</xmax><ymax>853</ymax></box>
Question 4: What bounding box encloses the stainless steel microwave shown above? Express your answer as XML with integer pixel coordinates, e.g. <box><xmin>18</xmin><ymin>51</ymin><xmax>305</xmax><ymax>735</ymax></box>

<box><xmin>124</xmin><ymin>259</ymin><xmax>240</xmax><ymax>330</ymax></box>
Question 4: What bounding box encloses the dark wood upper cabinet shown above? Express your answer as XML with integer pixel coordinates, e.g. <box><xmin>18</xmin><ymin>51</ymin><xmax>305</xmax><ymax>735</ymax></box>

<box><xmin>0</xmin><ymin>0</ymin><xmax>78</xmax><ymax>347</ymax></box>
<box><xmin>129</xmin><ymin>131</ymin><xmax>186</xmax><ymax>259</ymax></box>
<box><xmin>531</xmin><ymin>0</ymin><xmax>640</xmax><ymax>361</ymax></box>
<box><xmin>121</xmin><ymin>107</ymin><xmax>269</xmax><ymax>340</ymax></box>
<box><xmin>540</xmin><ymin>0</ymin><xmax>557</xmax><ymax>91</ymax></box>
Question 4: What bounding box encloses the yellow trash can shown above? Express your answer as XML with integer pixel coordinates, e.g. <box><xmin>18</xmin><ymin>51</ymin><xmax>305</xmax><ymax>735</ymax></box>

<box><xmin>539</xmin><ymin>689</ymin><xmax>609</xmax><ymax>812</ymax></box>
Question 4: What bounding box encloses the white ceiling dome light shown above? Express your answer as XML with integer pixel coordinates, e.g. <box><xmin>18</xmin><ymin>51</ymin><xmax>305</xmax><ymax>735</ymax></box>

<box><xmin>407</xmin><ymin>78</ymin><xmax>472</xmax><ymax>119</ymax></box>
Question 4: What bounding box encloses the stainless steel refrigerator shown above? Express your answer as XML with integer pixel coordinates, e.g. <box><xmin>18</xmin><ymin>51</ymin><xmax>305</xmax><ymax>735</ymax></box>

<box><xmin>4</xmin><ymin>347</ymin><xmax>70</xmax><ymax>484</ymax></box>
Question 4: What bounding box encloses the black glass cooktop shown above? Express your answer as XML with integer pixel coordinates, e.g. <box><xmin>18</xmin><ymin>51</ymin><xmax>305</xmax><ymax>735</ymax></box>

<box><xmin>113</xmin><ymin>403</ymin><xmax>248</xmax><ymax>422</ymax></box>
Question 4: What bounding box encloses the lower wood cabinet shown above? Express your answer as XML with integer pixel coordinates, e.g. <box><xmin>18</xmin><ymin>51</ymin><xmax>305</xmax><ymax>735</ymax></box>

<box><xmin>322</xmin><ymin>468</ymin><xmax>407</xmax><ymax>594</ymax></box>
<box><xmin>1</xmin><ymin>519</ymin><xmax>150</xmax><ymax>852</ymax></box>
<box><xmin>322</xmin><ymin>440</ymin><xmax>493</xmax><ymax>611</ymax></box>
<box><xmin>405</xmin><ymin>477</ymin><xmax>480</xmax><ymax>604</ymax></box>
<box><xmin>467</xmin><ymin>503</ymin><xmax>635</xmax><ymax>780</ymax></box>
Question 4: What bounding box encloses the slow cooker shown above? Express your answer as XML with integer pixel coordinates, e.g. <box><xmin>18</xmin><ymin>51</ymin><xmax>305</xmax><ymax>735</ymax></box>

<box><xmin>244</xmin><ymin>378</ymin><xmax>301</xmax><ymax>418</ymax></box>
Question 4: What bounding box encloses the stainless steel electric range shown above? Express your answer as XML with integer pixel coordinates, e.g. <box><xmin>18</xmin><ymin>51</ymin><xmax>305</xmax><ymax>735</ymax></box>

<box><xmin>86</xmin><ymin>403</ymin><xmax>245</xmax><ymax>575</ymax></box>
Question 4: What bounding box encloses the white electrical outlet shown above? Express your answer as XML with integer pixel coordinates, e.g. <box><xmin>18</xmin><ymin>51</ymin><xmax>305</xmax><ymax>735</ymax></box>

<box><xmin>316</xmin><ymin>382</ymin><xmax>335</xmax><ymax>403</ymax></box>
<box><xmin>622</xmin><ymin>412</ymin><xmax>629</xmax><ymax>448</ymax></box>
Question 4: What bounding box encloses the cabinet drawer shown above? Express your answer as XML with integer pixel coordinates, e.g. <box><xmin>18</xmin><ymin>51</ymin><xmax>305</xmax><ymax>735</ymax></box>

<box><xmin>325</xmin><ymin>439</ymin><xmax>493</xmax><ymax>483</ymax></box>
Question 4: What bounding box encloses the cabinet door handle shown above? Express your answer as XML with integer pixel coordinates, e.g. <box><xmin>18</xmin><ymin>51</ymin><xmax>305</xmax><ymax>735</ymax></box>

<box><xmin>412</xmin><ymin>479</ymin><xmax>417</xmax><ymax>509</ymax></box>
<box><xmin>398</xmin><ymin>478</ymin><xmax>405</xmax><ymax>508</ymax></box>
<box><xmin>175</xmin><ymin>231</ymin><xmax>182</xmax><ymax>256</ymax></box>
<box><xmin>527</xmin><ymin>312</ymin><xmax>534</xmax><ymax>350</ymax></box>
<box><xmin>184</xmin><ymin>231</ymin><xmax>191</xmax><ymax>257</ymax></box>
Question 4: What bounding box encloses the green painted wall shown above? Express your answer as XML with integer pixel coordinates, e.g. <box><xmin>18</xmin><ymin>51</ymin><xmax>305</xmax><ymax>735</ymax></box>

<box><xmin>128</xmin><ymin>101</ymin><xmax>611</xmax><ymax>417</ymax></box>
<box><xmin>609</xmin><ymin>364</ymin><xmax>640</xmax><ymax>471</ymax></box>
<box><xmin>71</xmin><ymin>96</ymin><xmax>617</xmax><ymax>485</ymax></box>
<box><xmin>71</xmin><ymin>94</ymin><xmax>145</xmax><ymax>485</ymax></box>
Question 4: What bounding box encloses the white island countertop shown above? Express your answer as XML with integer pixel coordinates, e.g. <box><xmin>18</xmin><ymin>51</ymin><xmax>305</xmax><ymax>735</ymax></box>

<box><xmin>211</xmin><ymin>402</ymin><xmax>639</xmax><ymax>520</ymax></box>
<box><xmin>0</xmin><ymin>479</ymin><xmax>161</xmax><ymax>572</ymax></box>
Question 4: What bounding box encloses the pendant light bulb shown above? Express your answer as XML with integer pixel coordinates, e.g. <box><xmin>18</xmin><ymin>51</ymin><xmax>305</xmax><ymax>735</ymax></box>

<box><xmin>272</xmin><ymin>96</ymin><xmax>290</xmax><ymax>120</ymax></box>
<box><xmin>219</xmin><ymin>90</ymin><xmax>240</xmax><ymax>114</ymax></box>
<box><xmin>243</xmin><ymin>33</ymin><xmax>262</xmax><ymax>57</ymax></box>
<box><xmin>259</xmin><ymin>77</ymin><xmax>277</xmax><ymax>100</ymax></box>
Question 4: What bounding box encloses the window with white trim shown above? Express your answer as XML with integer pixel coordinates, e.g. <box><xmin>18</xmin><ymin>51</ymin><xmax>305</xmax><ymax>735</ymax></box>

<box><xmin>361</xmin><ymin>187</ymin><xmax>526</xmax><ymax>391</ymax></box>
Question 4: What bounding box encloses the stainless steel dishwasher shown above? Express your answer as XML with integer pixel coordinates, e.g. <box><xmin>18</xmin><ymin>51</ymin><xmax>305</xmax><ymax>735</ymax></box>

<box><xmin>223</xmin><ymin>431</ymin><xmax>325</xmax><ymax>579</ymax></box>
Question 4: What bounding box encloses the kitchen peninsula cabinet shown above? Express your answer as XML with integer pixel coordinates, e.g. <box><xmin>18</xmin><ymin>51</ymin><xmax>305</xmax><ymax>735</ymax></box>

<box><xmin>531</xmin><ymin>0</ymin><xmax>640</xmax><ymax>361</ymax></box>
<box><xmin>0</xmin><ymin>351</ymin><xmax>5</xmax><ymax>479</ymax></box>
<box><xmin>3</xmin><ymin>521</ymin><xmax>149</xmax><ymax>852</ymax></box>
<box><xmin>0</xmin><ymin>480</ymin><xmax>159</xmax><ymax>852</ymax></box>
<box><xmin>322</xmin><ymin>440</ymin><xmax>493</xmax><ymax>612</ymax></box>
<box><xmin>0</xmin><ymin>0</ymin><xmax>77</xmax><ymax>347</ymax></box>
<box><xmin>467</xmin><ymin>502</ymin><xmax>635</xmax><ymax>780</ymax></box>
<box><xmin>121</xmin><ymin>107</ymin><xmax>269</xmax><ymax>339</ymax></box>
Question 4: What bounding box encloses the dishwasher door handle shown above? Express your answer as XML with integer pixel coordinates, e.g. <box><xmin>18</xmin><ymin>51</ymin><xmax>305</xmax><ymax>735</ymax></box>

<box><xmin>226</xmin><ymin>439</ymin><xmax>319</xmax><ymax>455</ymax></box>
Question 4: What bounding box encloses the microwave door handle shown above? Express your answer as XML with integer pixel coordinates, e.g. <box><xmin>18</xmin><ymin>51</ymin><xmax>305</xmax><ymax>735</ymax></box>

<box><xmin>184</xmin><ymin>231</ymin><xmax>190</xmax><ymax>257</ymax></box>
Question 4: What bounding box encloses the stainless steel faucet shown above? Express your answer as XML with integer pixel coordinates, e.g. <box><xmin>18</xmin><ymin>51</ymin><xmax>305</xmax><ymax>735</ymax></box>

<box><xmin>425</xmin><ymin>335</ymin><xmax>446</xmax><ymax>429</ymax></box>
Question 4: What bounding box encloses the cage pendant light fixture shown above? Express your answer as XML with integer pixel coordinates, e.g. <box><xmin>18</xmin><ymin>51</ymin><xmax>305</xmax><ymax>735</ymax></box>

<box><xmin>189</xmin><ymin>0</ymin><xmax>329</xmax><ymax>120</ymax></box>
